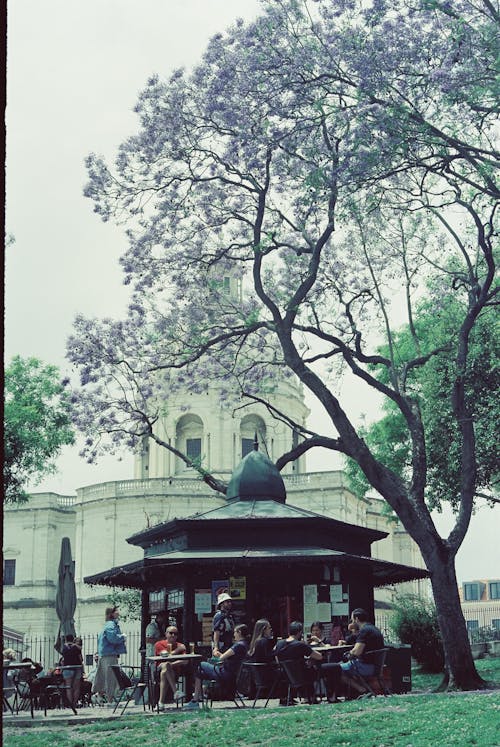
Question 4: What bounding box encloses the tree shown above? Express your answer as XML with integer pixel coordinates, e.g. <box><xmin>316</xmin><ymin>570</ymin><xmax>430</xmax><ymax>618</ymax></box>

<box><xmin>69</xmin><ymin>0</ymin><xmax>498</xmax><ymax>689</ymax></box>
<box><xmin>346</xmin><ymin>292</ymin><xmax>499</xmax><ymax>512</ymax></box>
<box><xmin>106</xmin><ymin>589</ymin><xmax>142</xmax><ymax>622</ymax></box>
<box><xmin>4</xmin><ymin>356</ymin><xmax>75</xmax><ymax>502</ymax></box>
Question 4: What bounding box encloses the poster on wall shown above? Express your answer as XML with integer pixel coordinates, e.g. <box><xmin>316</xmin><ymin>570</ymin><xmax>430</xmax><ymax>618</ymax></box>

<box><xmin>317</xmin><ymin>602</ymin><xmax>332</xmax><ymax>621</ymax></box>
<box><xmin>303</xmin><ymin>584</ymin><xmax>317</xmax><ymax>604</ymax></box>
<box><xmin>229</xmin><ymin>576</ymin><xmax>246</xmax><ymax>600</ymax></box>
<box><xmin>195</xmin><ymin>589</ymin><xmax>213</xmax><ymax>616</ymax></box>
<box><xmin>331</xmin><ymin>602</ymin><xmax>349</xmax><ymax>616</ymax></box>
<box><xmin>211</xmin><ymin>580</ymin><xmax>229</xmax><ymax>605</ymax></box>
<box><xmin>330</xmin><ymin>584</ymin><xmax>343</xmax><ymax>602</ymax></box>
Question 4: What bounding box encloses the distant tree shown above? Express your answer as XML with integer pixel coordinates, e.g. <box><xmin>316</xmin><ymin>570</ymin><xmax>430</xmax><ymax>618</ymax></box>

<box><xmin>106</xmin><ymin>589</ymin><xmax>142</xmax><ymax>622</ymax></box>
<box><xmin>69</xmin><ymin>0</ymin><xmax>498</xmax><ymax>690</ymax></box>
<box><xmin>4</xmin><ymin>356</ymin><xmax>74</xmax><ymax>502</ymax></box>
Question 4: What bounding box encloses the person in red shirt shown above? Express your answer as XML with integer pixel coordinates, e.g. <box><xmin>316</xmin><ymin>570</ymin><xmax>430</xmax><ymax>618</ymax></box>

<box><xmin>154</xmin><ymin>626</ymin><xmax>186</xmax><ymax>709</ymax></box>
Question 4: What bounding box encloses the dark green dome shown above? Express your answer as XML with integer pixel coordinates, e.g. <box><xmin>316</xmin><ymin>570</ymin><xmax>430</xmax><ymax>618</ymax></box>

<box><xmin>226</xmin><ymin>450</ymin><xmax>286</xmax><ymax>503</ymax></box>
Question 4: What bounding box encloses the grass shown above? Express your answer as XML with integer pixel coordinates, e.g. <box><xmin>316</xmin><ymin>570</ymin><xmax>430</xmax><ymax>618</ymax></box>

<box><xmin>3</xmin><ymin>659</ymin><xmax>499</xmax><ymax>747</ymax></box>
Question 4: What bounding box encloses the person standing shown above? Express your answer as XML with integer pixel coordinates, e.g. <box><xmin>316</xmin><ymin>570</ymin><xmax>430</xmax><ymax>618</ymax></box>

<box><xmin>212</xmin><ymin>593</ymin><xmax>235</xmax><ymax>656</ymax></box>
<box><xmin>92</xmin><ymin>606</ymin><xmax>127</xmax><ymax>704</ymax></box>
<box><xmin>61</xmin><ymin>634</ymin><xmax>83</xmax><ymax>708</ymax></box>
<box><xmin>145</xmin><ymin>612</ymin><xmax>166</xmax><ymax>659</ymax></box>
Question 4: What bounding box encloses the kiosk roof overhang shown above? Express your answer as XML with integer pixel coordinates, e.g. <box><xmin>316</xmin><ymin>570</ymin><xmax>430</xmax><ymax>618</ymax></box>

<box><xmin>84</xmin><ymin>547</ymin><xmax>429</xmax><ymax>589</ymax></box>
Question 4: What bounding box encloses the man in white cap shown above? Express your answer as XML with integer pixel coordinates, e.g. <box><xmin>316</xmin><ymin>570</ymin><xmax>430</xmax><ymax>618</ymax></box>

<box><xmin>212</xmin><ymin>593</ymin><xmax>235</xmax><ymax>656</ymax></box>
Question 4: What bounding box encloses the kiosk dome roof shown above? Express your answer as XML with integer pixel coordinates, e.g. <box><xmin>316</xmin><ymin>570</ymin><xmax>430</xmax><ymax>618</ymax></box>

<box><xmin>226</xmin><ymin>449</ymin><xmax>286</xmax><ymax>503</ymax></box>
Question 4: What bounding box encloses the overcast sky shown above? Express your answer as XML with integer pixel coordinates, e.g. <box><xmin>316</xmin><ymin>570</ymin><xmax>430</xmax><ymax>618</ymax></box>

<box><xmin>5</xmin><ymin>0</ymin><xmax>497</xmax><ymax>582</ymax></box>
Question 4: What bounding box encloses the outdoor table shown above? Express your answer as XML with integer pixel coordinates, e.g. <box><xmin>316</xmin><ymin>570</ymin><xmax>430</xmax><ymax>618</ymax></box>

<box><xmin>147</xmin><ymin>654</ymin><xmax>203</xmax><ymax>709</ymax></box>
<box><xmin>313</xmin><ymin>645</ymin><xmax>352</xmax><ymax>663</ymax></box>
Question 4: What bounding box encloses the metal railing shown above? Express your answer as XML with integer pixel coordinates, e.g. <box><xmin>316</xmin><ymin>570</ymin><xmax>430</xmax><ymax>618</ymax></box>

<box><xmin>14</xmin><ymin>631</ymin><xmax>142</xmax><ymax>670</ymax></box>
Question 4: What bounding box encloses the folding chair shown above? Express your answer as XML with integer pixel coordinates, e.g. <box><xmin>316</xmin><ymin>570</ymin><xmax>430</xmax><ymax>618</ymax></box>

<box><xmin>279</xmin><ymin>659</ymin><xmax>315</xmax><ymax>705</ymax></box>
<box><xmin>347</xmin><ymin>648</ymin><xmax>391</xmax><ymax>698</ymax></box>
<box><xmin>110</xmin><ymin>665</ymin><xmax>147</xmax><ymax>716</ymax></box>
<box><xmin>44</xmin><ymin>674</ymin><xmax>77</xmax><ymax>716</ymax></box>
<box><xmin>202</xmin><ymin>662</ymin><xmax>246</xmax><ymax>708</ymax></box>
<box><xmin>12</xmin><ymin>669</ymin><xmax>37</xmax><ymax>718</ymax></box>
<box><xmin>244</xmin><ymin>662</ymin><xmax>282</xmax><ymax>708</ymax></box>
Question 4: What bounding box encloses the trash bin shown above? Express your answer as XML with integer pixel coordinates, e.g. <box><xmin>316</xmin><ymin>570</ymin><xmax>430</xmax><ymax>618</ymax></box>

<box><xmin>386</xmin><ymin>645</ymin><xmax>412</xmax><ymax>693</ymax></box>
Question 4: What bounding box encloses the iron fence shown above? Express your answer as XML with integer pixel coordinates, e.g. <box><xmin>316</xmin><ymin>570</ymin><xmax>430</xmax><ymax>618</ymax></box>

<box><xmin>14</xmin><ymin>631</ymin><xmax>142</xmax><ymax>670</ymax></box>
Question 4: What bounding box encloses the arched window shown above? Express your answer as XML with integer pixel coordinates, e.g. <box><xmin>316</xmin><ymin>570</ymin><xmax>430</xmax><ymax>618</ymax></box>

<box><xmin>240</xmin><ymin>414</ymin><xmax>267</xmax><ymax>458</ymax></box>
<box><xmin>175</xmin><ymin>414</ymin><xmax>204</xmax><ymax>472</ymax></box>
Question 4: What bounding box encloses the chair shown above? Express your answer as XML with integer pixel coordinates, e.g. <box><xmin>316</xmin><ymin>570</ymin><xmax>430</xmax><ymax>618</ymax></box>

<box><xmin>12</xmin><ymin>668</ymin><xmax>38</xmax><ymax>718</ymax></box>
<box><xmin>43</xmin><ymin>674</ymin><xmax>77</xmax><ymax>716</ymax></box>
<box><xmin>203</xmin><ymin>662</ymin><xmax>246</xmax><ymax>708</ymax></box>
<box><xmin>244</xmin><ymin>662</ymin><xmax>282</xmax><ymax>708</ymax></box>
<box><xmin>110</xmin><ymin>665</ymin><xmax>147</xmax><ymax>716</ymax></box>
<box><xmin>279</xmin><ymin>659</ymin><xmax>315</xmax><ymax>705</ymax></box>
<box><xmin>2</xmin><ymin>669</ymin><xmax>16</xmax><ymax>714</ymax></box>
<box><xmin>346</xmin><ymin>648</ymin><xmax>390</xmax><ymax>698</ymax></box>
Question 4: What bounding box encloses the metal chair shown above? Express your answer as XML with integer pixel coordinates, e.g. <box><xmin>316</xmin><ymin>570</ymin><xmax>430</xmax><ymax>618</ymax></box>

<box><xmin>44</xmin><ymin>673</ymin><xmax>77</xmax><ymax>716</ymax></box>
<box><xmin>110</xmin><ymin>665</ymin><xmax>147</xmax><ymax>715</ymax></box>
<box><xmin>204</xmin><ymin>662</ymin><xmax>246</xmax><ymax>708</ymax></box>
<box><xmin>244</xmin><ymin>662</ymin><xmax>282</xmax><ymax>708</ymax></box>
<box><xmin>12</xmin><ymin>668</ymin><xmax>38</xmax><ymax>718</ymax></box>
<box><xmin>346</xmin><ymin>648</ymin><xmax>391</xmax><ymax>698</ymax></box>
<box><xmin>279</xmin><ymin>659</ymin><xmax>315</xmax><ymax>705</ymax></box>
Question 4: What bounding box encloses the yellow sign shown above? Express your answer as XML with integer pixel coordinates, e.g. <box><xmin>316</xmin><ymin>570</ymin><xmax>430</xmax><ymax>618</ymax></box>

<box><xmin>229</xmin><ymin>576</ymin><xmax>246</xmax><ymax>600</ymax></box>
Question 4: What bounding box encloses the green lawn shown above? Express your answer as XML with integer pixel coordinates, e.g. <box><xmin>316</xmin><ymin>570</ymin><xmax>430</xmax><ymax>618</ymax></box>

<box><xmin>4</xmin><ymin>659</ymin><xmax>499</xmax><ymax>747</ymax></box>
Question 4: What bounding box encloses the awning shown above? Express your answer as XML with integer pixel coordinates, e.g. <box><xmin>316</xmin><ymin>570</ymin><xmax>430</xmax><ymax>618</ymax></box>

<box><xmin>84</xmin><ymin>547</ymin><xmax>429</xmax><ymax>589</ymax></box>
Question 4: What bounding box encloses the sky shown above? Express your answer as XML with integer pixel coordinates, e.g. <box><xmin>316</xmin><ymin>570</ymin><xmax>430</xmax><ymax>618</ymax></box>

<box><xmin>5</xmin><ymin>0</ymin><xmax>498</xmax><ymax>583</ymax></box>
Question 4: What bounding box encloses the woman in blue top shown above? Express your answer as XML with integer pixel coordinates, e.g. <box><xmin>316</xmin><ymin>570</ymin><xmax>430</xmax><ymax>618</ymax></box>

<box><xmin>184</xmin><ymin>624</ymin><xmax>249</xmax><ymax>709</ymax></box>
<box><xmin>92</xmin><ymin>606</ymin><xmax>127</xmax><ymax>704</ymax></box>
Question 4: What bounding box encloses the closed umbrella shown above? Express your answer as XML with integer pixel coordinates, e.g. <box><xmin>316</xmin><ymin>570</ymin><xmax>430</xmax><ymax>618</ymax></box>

<box><xmin>54</xmin><ymin>537</ymin><xmax>77</xmax><ymax>653</ymax></box>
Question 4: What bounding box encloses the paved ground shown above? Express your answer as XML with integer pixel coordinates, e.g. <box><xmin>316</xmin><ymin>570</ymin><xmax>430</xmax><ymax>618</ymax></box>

<box><xmin>3</xmin><ymin>697</ymin><xmax>282</xmax><ymax>727</ymax></box>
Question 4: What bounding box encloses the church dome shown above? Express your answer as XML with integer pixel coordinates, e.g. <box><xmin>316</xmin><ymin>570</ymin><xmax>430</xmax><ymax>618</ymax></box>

<box><xmin>226</xmin><ymin>449</ymin><xmax>286</xmax><ymax>503</ymax></box>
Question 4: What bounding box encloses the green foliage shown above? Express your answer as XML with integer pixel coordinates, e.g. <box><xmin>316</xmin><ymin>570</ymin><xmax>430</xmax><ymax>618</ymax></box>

<box><xmin>106</xmin><ymin>589</ymin><xmax>142</xmax><ymax>621</ymax></box>
<box><xmin>345</xmin><ymin>292</ymin><xmax>499</xmax><ymax>512</ymax></box>
<box><xmin>390</xmin><ymin>594</ymin><xmax>444</xmax><ymax>673</ymax></box>
<box><xmin>3</xmin><ymin>356</ymin><xmax>74</xmax><ymax>503</ymax></box>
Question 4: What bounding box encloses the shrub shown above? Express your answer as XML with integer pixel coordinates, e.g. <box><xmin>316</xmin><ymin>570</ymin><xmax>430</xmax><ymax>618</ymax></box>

<box><xmin>390</xmin><ymin>594</ymin><xmax>444</xmax><ymax>673</ymax></box>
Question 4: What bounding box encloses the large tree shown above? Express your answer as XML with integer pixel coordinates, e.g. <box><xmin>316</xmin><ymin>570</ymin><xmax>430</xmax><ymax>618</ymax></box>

<box><xmin>69</xmin><ymin>0</ymin><xmax>498</xmax><ymax>689</ymax></box>
<box><xmin>4</xmin><ymin>356</ymin><xmax>75</xmax><ymax>502</ymax></box>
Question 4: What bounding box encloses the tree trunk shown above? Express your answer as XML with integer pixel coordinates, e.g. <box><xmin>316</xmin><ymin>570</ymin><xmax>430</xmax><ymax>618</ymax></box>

<box><xmin>426</xmin><ymin>549</ymin><xmax>485</xmax><ymax>690</ymax></box>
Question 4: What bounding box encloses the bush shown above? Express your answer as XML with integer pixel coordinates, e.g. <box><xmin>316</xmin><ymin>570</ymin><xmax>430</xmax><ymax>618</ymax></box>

<box><xmin>390</xmin><ymin>594</ymin><xmax>444</xmax><ymax>673</ymax></box>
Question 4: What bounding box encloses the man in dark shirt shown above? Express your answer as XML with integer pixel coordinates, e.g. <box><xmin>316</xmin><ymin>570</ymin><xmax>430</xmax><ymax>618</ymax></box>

<box><xmin>273</xmin><ymin>621</ymin><xmax>322</xmax><ymax>705</ymax></box>
<box><xmin>321</xmin><ymin>608</ymin><xmax>385</xmax><ymax>701</ymax></box>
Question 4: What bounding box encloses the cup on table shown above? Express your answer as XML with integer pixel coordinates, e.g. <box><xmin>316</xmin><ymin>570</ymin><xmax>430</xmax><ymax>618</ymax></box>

<box><xmin>189</xmin><ymin>642</ymin><xmax>195</xmax><ymax>654</ymax></box>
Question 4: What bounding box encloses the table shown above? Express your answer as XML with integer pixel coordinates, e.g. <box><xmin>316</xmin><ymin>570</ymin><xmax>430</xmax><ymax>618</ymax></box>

<box><xmin>313</xmin><ymin>645</ymin><xmax>352</xmax><ymax>663</ymax></box>
<box><xmin>147</xmin><ymin>654</ymin><xmax>203</xmax><ymax>709</ymax></box>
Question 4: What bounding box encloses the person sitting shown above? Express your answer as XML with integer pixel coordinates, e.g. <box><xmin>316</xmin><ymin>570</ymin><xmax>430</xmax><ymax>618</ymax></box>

<box><xmin>273</xmin><ymin>621</ymin><xmax>322</xmax><ymax>705</ymax></box>
<box><xmin>320</xmin><ymin>608</ymin><xmax>384</xmax><ymax>702</ymax></box>
<box><xmin>248</xmin><ymin>619</ymin><xmax>275</xmax><ymax>663</ymax></box>
<box><xmin>309</xmin><ymin>622</ymin><xmax>329</xmax><ymax>645</ymax></box>
<box><xmin>338</xmin><ymin>621</ymin><xmax>360</xmax><ymax>646</ymax></box>
<box><xmin>183</xmin><ymin>623</ymin><xmax>249</xmax><ymax>710</ymax></box>
<box><xmin>154</xmin><ymin>626</ymin><xmax>186</xmax><ymax>710</ymax></box>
